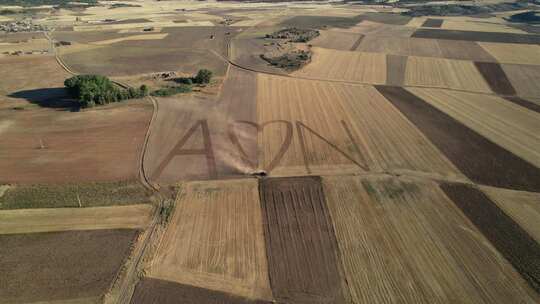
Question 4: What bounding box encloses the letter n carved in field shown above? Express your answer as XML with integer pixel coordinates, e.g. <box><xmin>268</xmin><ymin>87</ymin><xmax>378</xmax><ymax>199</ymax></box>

<box><xmin>151</xmin><ymin>120</ymin><xmax>217</xmax><ymax>181</ymax></box>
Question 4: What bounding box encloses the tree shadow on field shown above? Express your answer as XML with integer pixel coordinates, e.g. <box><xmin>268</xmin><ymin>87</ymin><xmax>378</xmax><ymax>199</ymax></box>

<box><xmin>8</xmin><ymin>87</ymin><xmax>80</xmax><ymax>112</ymax></box>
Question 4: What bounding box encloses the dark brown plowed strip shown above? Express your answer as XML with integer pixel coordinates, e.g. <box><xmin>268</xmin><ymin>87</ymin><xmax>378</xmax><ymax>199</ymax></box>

<box><xmin>131</xmin><ymin>278</ymin><xmax>271</xmax><ymax>304</ymax></box>
<box><xmin>504</xmin><ymin>96</ymin><xmax>540</xmax><ymax>113</ymax></box>
<box><xmin>0</xmin><ymin>229</ymin><xmax>138</xmax><ymax>303</ymax></box>
<box><xmin>259</xmin><ymin>176</ymin><xmax>348</xmax><ymax>304</ymax></box>
<box><xmin>421</xmin><ymin>18</ymin><xmax>443</xmax><ymax>28</ymax></box>
<box><xmin>440</xmin><ymin>183</ymin><xmax>540</xmax><ymax>293</ymax></box>
<box><xmin>413</xmin><ymin>28</ymin><xmax>540</xmax><ymax>44</ymax></box>
<box><xmin>376</xmin><ymin>86</ymin><xmax>540</xmax><ymax>192</ymax></box>
<box><xmin>349</xmin><ymin>34</ymin><xmax>364</xmax><ymax>51</ymax></box>
<box><xmin>475</xmin><ymin>62</ymin><xmax>516</xmax><ymax>95</ymax></box>
<box><xmin>386</xmin><ymin>54</ymin><xmax>408</xmax><ymax>86</ymax></box>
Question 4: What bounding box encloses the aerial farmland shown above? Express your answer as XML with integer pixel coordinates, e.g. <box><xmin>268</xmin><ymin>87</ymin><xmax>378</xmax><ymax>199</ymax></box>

<box><xmin>0</xmin><ymin>0</ymin><xmax>539</xmax><ymax>303</ymax></box>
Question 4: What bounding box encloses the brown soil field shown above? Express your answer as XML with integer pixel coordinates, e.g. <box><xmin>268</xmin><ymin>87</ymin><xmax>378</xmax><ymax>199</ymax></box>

<box><xmin>52</xmin><ymin>30</ymin><xmax>133</xmax><ymax>44</ymax></box>
<box><xmin>257</xmin><ymin>74</ymin><xmax>464</xmax><ymax>180</ymax></box>
<box><xmin>356</xmin><ymin>37</ymin><xmax>496</xmax><ymax>61</ymax></box>
<box><xmin>90</xmin><ymin>33</ymin><xmax>169</xmax><ymax>45</ymax></box>
<box><xmin>323</xmin><ymin>175</ymin><xmax>540</xmax><ymax>303</ymax></box>
<box><xmin>131</xmin><ymin>278</ymin><xmax>272</xmax><ymax>304</ymax></box>
<box><xmin>441</xmin><ymin>183</ymin><xmax>540</xmax><ymax>293</ymax></box>
<box><xmin>479</xmin><ymin>42</ymin><xmax>540</xmax><ymax>65</ymax></box>
<box><xmin>259</xmin><ymin>176</ymin><xmax>349</xmax><ymax>303</ymax></box>
<box><xmin>309</xmin><ymin>30</ymin><xmax>362</xmax><ymax>51</ymax></box>
<box><xmin>482</xmin><ymin>186</ymin><xmax>540</xmax><ymax>244</ymax></box>
<box><xmin>474</xmin><ymin>61</ymin><xmax>516</xmax><ymax>95</ymax></box>
<box><xmin>421</xmin><ymin>18</ymin><xmax>443</xmax><ymax>28</ymax></box>
<box><xmin>145</xmin><ymin>67</ymin><xmax>257</xmax><ymax>183</ymax></box>
<box><xmin>0</xmin><ymin>101</ymin><xmax>152</xmax><ymax>183</ymax></box>
<box><xmin>377</xmin><ymin>86</ymin><xmax>540</xmax><ymax>192</ymax></box>
<box><xmin>386</xmin><ymin>54</ymin><xmax>407</xmax><ymax>86</ymax></box>
<box><xmin>502</xmin><ymin>64</ymin><xmax>540</xmax><ymax>98</ymax></box>
<box><xmin>0</xmin><ymin>204</ymin><xmax>153</xmax><ymax>234</ymax></box>
<box><xmin>229</xmin><ymin>30</ymin><xmax>288</xmax><ymax>75</ymax></box>
<box><xmin>148</xmin><ymin>179</ymin><xmax>271</xmax><ymax>300</ymax></box>
<box><xmin>504</xmin><ymin>96</ymin><xmax>540</xmax><ymax>113</ymax></box>
<box><xmin>334</xmin><ymin>21</ymin><xmax>415</xmax><ymax>38</ymax></box>
<box><xmin>408</xmin><ymin>88</ymin><xmax>540</xmax><ymax>167</ymax></box>
<box><xmin>404</xmin><ymin>56</ymin><xmax>492</xmax><ymax>93</ymax></box>
<box><xmin>293</xmin><ymin>48</ymin><xmax>386</xmax><ymax>84</ymax></box>
<box><xmin>0</xmin><ymin>55</ymin><xmax>70</xmax><ymax>109</ymax></box>
<box><xmin>412</xmin><ymin>28</ymin><xmax>540</xmax><ymax>44</ymax></box>
<box><xmin>0</xmin><ymin>32</ymin><xmax>47</xmax><ymax>43</ymax></box>
<box><xmin>0</xmin><ymin>229</ymin><xmax>139</xmax><ymax>303</ymax></box>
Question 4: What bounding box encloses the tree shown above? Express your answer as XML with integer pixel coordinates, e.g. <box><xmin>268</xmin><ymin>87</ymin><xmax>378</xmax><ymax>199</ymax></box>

<box><xmin>140</xmin><ymin>85</ymin><xmax>149</xmax><ymax>96</ymax></box>
<box><xmin>194</xmin><ymin>69</ymin><xmax>212</xmax><ymax>84</ymax></box>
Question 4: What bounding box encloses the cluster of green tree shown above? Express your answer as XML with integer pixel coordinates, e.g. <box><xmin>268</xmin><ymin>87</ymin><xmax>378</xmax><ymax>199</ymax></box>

<box><xmin>64</xmin><ymin>75</ymin><xmax>148</xmax><ymax>108</ymax></box>
<box><xmin>265</xmin><ymin>28</ymin><xmax>320</xmax><ymax>43</ymax></box>
<box><xmin>110</xmin><ymin>3</ymin><xmax>142</xmax><ymax>9</ymax></box>
<box><xmin>0</xmin><ymin>0</ymin><xmax>96</xmax><ymax>7</ymax></box>
<box><xmin>151</xmin><ymin>69</ymin><xmax>213</xmax><ymax>97</ymax></box>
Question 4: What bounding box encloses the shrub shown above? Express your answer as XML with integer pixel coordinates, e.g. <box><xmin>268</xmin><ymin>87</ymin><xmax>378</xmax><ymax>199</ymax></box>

<box><xmin>150</xmin><ymin>84</ymin><xmax>192</xmax><ymax>97</ymax></box>
<box><xmin>194</xmin><ymin>69</ymin><xmax>212</xmax><ymax>84</ymax></box>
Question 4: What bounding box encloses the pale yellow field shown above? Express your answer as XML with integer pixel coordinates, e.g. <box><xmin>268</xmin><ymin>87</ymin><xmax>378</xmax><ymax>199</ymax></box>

<box><xmin>0</xmin><ymin>38</ymin><xmax>49</xmax><ymax>53</ymax></box>
<box><xmin>90</xmin><ymin>33</ymin><xmax>169</xmax><ymax>45</ymax></box>
<box><xmin>293</xmin><ymin>48</ymin><xmax>386</xmax><ymax>84</ymax></box>
<box><xmin>479</xmin><ymin>42</ymin><xmax>540</xmax><ymax>65</ymax></box>
<box><xmin>502</xmin><ymin>64</ymin><xmax>540</xmax><ymax>98</ymax></box>
<box><xmin>482</xmin><ymin>186</ymin><xmax>540</xmax><ymax>244</ymax></box>
<box><xmin>73</xmin><ymin>20</ymin><xmax>213</xmax><ymax>32</ymax></box>
<box><xmin>405</xmin><ymin>16</ymin><xmax>428</xmax><ymax>27</ymax></box>
<box><xmin>257</xmin><ymin>74</ymin><xmax>464</xmax><ymax>180</ymax></box>
<box><xmin>148</xmin><ymin>179</ymin><xmax>272</xmax><ymax>300</ymax></box>
<box><xmin>404</xmin><ymin>56</ymin><xmax>492</xmax><ymax>93</ymax></box>
<box><xmin>408</xmin><ymin>87</ymin><xmax>540</xmax><ymax>167</ymax></box>
<box><xmin>323</xmin><ymin>175</ymin><xmax>540</xmax><ymax>304</ymax></box>
<box><xmin>0</xmin><ymin>204</ymin><xmax>153</xmax><ymax>235</ymax></box>
<box><xmin>441</xmin><ymin>20</ymin><xmax>526</xmax><ymax>33</ymax></box>
<box><xmin>355</xmin><ymin>36</ymin><xmax>442</xmax><ymax>57</ymax></box>
<box><xmin>333</xmin><ymin>20</ymin><xmax>415</xmax><ymax>37</ymax></box>
<box><xmin>309</xmin><ymin>30</ymin><xmax>361</xmax><ymax>51</ymax></box>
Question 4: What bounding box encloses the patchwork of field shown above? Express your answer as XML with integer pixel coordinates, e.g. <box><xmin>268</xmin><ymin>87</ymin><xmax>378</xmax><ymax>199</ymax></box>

<box><xmin>146</xmin><ymin>179</ymin><xmax>271</xmax><ymax>301</ymax></box>
<box><xmin>479</xmin><ymin>42</ymin><xmax>540</xmax><ymax>65</ymax></box>
<box><xmin>257</xmin><ymin>74</ymin><xmax>464</xmax><ymax>180</ymax></box>
<box><xmin>323</xmin><ymin>175</ymin><xmax>539</xmax><ymax>303</ymax></box>
<box><xmin>408</xmin><ymin>87</ymin><xmax>540</xmax><ymax>167</ymax></box>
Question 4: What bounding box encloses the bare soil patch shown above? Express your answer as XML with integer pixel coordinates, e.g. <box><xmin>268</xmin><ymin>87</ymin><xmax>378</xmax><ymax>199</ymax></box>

<box><xmin>474</xmin><ymin>61</ymin><xmax>516</xmax><ymax>95</ymax></box>
<box><xmin>441</xmin><ymin>183</ymin><xmax>540</xmax><ymax>293</ymax></box>
<box><xmin>131</xmin><ymin>278</ymin><xmax>272</xmax><ymax>304</ymax></box>
<box><xmin>376</xmin><ymin>86</ymin><xmax>540</xmax><ymax>192</ymax></box>
<box><xmin>386</xmin><ymin>54</ymin><xmax>407</xmax><ymax>86</ymax></box>
<box><xmin>412</xmin><ymin>28</ymin><xmax>540</xmax><ymax>44</ymax></box>
<box><xmin>259</xmin><ymin>176</ymin><xmax>349</xmax><ymax>303</ymax></box>
<box><xmin>0</xmin><ymin>229</ymin><xmax>139</xmax><ymax>303</ymax></box>
<box><xmin>421</xmin><ymin>18</ymin><xmax>443</xmax><ymax>28</ymax></box>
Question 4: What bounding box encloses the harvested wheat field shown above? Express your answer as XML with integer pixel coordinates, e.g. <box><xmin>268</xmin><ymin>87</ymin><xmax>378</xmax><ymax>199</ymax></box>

<box><xmin>89</xmin><ymin>33</ymin><xmax>169</xmax><ymax>45</ymax></box>
<box><xmin>293</xmin><ymin>48</ymin><xmax>386</xmax><ymax>84</ymax></box>
<box><xmin>0</xmin><ymin>101</ymin><xmax>152</xmax><ymax>183</ymax></box>
<box><xmin>145</xmin><ymin>67</ymin><xmax>257</xmax><ymax>183</ymax></box>
<box><xmin>335</xmin><ymin>20</ymin><xmax>415</xmax><ymax>37</ymax></box>
<box><xmin>440</xmin><ymin>183</ymin><xmax>540</xmax><ymax>294</ymax></box>
<box><xmin>404</xmin><ymin>56</ymin><xmax>492</xmax><ymax>93</ymax></box>
<box><xmin>356</xmin><ymin>36</ymin><xmax>444</xmax><ymax>58</ymax></box>
<box><xmin>323</xmin><ymin>175</ymin><xmax>540</xmax><ymax>303</ymax></box>
<box><xmin>0</xmin><ymin>204</ymin><xmax>153</xmax><ymax>235</ymax></box>
<box><xmin>479</xmin><ymin>42</ymin><xmax>540</xmax><ymax>65</ymax></box>
<box><xmin>147</xmin><ymin>179</ymin><xmax>272</xmax><ymax>301</ymax></box>
<box><xmin>502</xmin><ymin>64</ymin><xmax>540</xmax><ymax>98</ymax></box>
<box><xmin>377</xmin><ymin>86</ymin><xmax>540</xmax><ymax>192</ymax></box>
<box><xmin>482</xmin><ymin>186</ymin><xmax>540</xmax><ymax>244</ymax></box>
<box><xmin>309</xmin><ymin>30</ymin><xmax>363</xmax><ymax>51</ymax></box>
<box><xmin>257</xmin><ymin>74</ymin><xmax>464</xmax><ymax>181</ymax></box>
<box><xmin>259</xmin><ymin>176</ymin><xmax>349</xmax><ymax>303</ymax></box>
<box><xmin>0</xmin><ymin>229</ymin><xmax>139</xmax><ymax>304</ymax></box>
<box><xmin>408</xmin><ymin>87</ymin><xmax>540</xmax><ymax>167</ymax></box>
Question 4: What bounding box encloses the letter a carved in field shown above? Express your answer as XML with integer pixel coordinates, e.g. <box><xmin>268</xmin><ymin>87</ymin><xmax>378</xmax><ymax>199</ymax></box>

<box><xmin>151</xmin><ymin>120</ymin><xmax>217</xmax><ymax>181</ymax></box>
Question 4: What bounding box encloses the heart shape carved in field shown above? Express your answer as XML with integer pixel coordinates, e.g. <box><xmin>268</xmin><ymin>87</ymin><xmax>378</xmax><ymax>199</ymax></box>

<box><xmin>228</xmin><ymin>120</ymin><xmax>293</xmax><ymax>173</ymax></box>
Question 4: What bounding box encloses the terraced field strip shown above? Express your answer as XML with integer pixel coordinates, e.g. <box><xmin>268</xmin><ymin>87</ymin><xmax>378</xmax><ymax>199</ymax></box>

<box><xmin>0</xmin><ymin>229</ymin><xmax>138</xmax><ymax>304</ymax></box>
<box><xmin>502</xmin><ymin>64</ymin><xmax>540</xmax><ymax>98</ymax></box>
<box><xmin>441</xmin><ymin>183</ymin><xmax>540</xmax><ymax>293</ymax></box>
<box><xmin>293</xmin><ymin>48</ymin><xmax>386</xmax><ymax>84</ymax></box>
<box><xmin>412</xmin><ymin>28</ymin><xmax>540</xmax><ymax>44</ymax></box>
<box><xmin>259</xmin><ymin>176</ymin><xmax>349</xmax><ymax>303</ymax></box>
<box><xmin>376</xmin><ymin>86</ymin><xmax>540</xmax><ymax>192</ymax></box>
<box><xmin>404</xmin><ymin>56</ymin><xmax>492</xmax><ymax>93</ymax></box>
<box><xmin>482</xmin><ymin>186</ymin><xmax>540</xmax><ymax>244</ymax></box>
<box><xmin>478</xmin><ymin>42</ymin><xmax>540</xmax><ymax>65</ymax></box>
<box><xmin>0</xmin><ymin>204</ymin><xmax>153</xmax><ymax>234</ymax></box>
<box><xmin>421</xmin><ymin>18</ymin><xmax>443</xmax><ymax>28</ymax></box>
<box><xmin>408</xmin><ymin>88</ymin><xmax>540</xmax><ymax>167</ymax></box>
<box><xmin>323</xmin><ymin>175</ymin><xmax>539</xmax><ymax>303</ymax></box>
<box><xmin>148</xmin><ymin>179</ymin><xmax>272</xmax><ymax>301</ymax></box>
<box><xmin>257</xmin><ymin>74</ymin><xmax>463</xmax><ymax>180</ymax></box>
<box><xmin>131</xmin><ymin>278</ymin><xmax>272</xmax><ymax>304</ymax></box>
<box><xmin>474</xmin><ymin>62</ymin><xmax>516</xmax><ymax>95</ymax></box>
